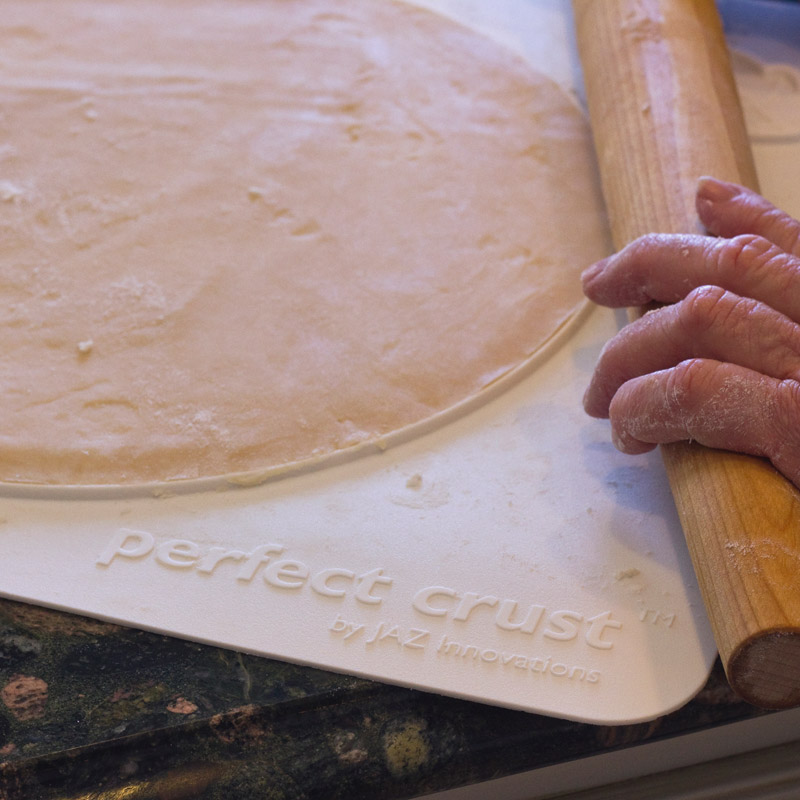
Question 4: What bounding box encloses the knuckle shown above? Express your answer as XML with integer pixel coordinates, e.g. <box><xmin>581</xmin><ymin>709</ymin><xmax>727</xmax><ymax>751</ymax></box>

<box><xmin>754</xmin><ymin>205</ymin><xmax>800</xmax><ymax>255</ymax></box>
<box><xmin>714</xmin><ymin>234</ymin><xmax>796</xmax><ymax>291</ymax></box>
<box><xmin>788</xmin><ymin>221</ymin><xmax>800</xmax><ymax>251</ymax></box>
<box><xmin>775</xmin><ymin>379</ymin><xmax>800</xmax><ymax>429</ymax></box>
<box><xmin>715</xmin><ymin>233</ymin><xmax>772</xmax><ymax>277</ymax></box>
<box><xmin>677</xmin><ymin>285</ymin><xmax>738</xmax><ymax>337</ymax></box>
<box><xmin>665</xmin><ymin>358</ymin><xmax>706</xmax><ymax>409</ymax></box>
<box><xmin>666</xmin><ymin>358</ymin><xmax>735</xmax><ymax>420</ymax></box>
<box><xmin>783</xmin><ymin>219</ymin><xmax>800</xmax><ymax>258</ymax></box>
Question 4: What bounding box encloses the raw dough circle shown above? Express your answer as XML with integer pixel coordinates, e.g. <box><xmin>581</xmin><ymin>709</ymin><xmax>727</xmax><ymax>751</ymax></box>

<box><xmin>0</xmin><ymin>0</ymin><xmax>609</xmax><ymax>487</ymax></box>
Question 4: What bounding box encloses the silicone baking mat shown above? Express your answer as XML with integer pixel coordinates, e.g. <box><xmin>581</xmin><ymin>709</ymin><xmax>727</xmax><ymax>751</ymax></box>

<box><xmin>2</xmin><ymin>0</ymin><xmax>797</xmax><ymax>724</ymax></box>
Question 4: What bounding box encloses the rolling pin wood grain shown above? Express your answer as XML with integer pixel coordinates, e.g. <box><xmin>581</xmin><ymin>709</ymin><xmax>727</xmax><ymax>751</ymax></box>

<box><xmin>572</xmin><ymin>0</ymin><xmax>800</xmax><ymax>708</ymax></box>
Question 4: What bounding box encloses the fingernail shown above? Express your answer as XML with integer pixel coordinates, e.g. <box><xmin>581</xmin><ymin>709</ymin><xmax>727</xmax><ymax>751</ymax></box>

<box><xmin>696</xmin><ymin>176</ymin><xmax>740</xmax><ymax>204</ymax></box>
<box><xmin>582</xmin><ymin>384</ymin><xmax>597</xmax><ymax>415</ymax></box>
<box><xmin>581</xmin><ymin>257</ymin><xmax>608</xmax><ymax>286</ymax></box>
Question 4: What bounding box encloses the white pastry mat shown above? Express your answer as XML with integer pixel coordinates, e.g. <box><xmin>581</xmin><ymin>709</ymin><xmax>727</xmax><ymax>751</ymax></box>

<box><xmin>1</xmin><ymin>0</ymin><xmax>798</xmax><ymax>725</ymax></box>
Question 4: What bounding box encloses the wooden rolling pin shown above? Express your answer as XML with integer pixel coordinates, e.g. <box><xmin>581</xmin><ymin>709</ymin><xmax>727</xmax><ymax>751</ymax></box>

<box><xmin>572</xmin><ymin>0</ymin><xmax>800</xmax><ymax>708</ymax></box>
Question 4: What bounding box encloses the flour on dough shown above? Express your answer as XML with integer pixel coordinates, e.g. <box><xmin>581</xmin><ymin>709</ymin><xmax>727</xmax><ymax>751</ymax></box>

<box><xmin>0</xmin><ymin>0</ymin><xmax>609</xmax><ymax>486</ymax></box>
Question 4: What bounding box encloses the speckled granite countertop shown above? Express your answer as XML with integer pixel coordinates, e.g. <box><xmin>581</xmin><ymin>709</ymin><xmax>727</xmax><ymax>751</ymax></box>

<box><xmin>0</xmin><ymin>597</ymin><xmax>770</xmax><ymax>800</ymax></box>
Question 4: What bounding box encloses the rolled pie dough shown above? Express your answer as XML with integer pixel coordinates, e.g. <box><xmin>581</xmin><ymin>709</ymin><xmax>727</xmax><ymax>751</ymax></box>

<box><xmin>0</xmin><ymin>0</ymin><xmax>609</xmax><ymax>486</ymax></box>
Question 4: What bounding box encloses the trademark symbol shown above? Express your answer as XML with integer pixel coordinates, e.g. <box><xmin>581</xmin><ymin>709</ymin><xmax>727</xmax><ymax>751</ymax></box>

<box><xmin>637</xmin><ymin>604</ymin><xmax>676</xmax><ymax>628</ymax></box>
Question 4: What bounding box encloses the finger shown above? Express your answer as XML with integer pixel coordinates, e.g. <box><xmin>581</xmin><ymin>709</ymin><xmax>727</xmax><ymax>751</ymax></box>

<box><xmin>581</xmin><ymin>231</ymin><xmax>800</xmax><ymax>322</ymax></box>
<box><xmin>584</xmin><ymin>285</ymin><xmax>800</xmax><ymax>417</ymax></box>
<box><xmin>607</xmin><ymin>359</ymin><xmax>800</xmax><ymax>486</ymax></box>
<box><xmin>696</xmin><ymin>177</ymin><xmax>800</xmax><ymax>258</ymax></box>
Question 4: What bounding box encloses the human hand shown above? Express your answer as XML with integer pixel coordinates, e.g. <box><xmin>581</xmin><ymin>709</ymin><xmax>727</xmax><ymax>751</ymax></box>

<box><xmin>582</xmin><ymin>176</ymin><xmax>800</xmax><ymax>486</ymax></box>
